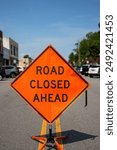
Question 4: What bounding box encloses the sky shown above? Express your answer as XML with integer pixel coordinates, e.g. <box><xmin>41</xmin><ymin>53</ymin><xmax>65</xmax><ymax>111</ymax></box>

<box><xmin>0</xmin><ymin>0</ymin><xmax>100</xmax><ymax>60</ymax></box>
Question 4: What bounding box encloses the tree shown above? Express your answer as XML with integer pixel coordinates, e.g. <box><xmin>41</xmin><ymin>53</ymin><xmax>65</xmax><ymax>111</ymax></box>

<box><xmin>79</xmin><ymin>31</ymin><xmax>100</xmax><ymax>64</ymax></box>
<box><xmin>68</xmin><ymin>24</ymin><xmax>100</xmax><ymax>66</ymax></box>
<box><xmin>23</xmin><ymin>54</ymin><xmax>30</xmax><ymax>58</ymax></box>
<box><xmin>68</xmin><ymin>52</ymin><xmax>76</xmax><ymax>66</ymax></box>
<box><xmin>68</xmin><ymin>45</ymin><xmax>79</xmax><ymax>67</ymax></box>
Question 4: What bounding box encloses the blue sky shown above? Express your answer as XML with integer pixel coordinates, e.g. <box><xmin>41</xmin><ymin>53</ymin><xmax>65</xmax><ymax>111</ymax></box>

<box><xmin>0</xmin><ymin>0</ymin><xmax>100</xmax><ymax>60</ymax></box>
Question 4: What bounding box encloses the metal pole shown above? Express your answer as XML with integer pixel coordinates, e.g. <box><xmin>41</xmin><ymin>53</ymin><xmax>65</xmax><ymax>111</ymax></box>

<box><xmin>75</xmin><ymin>42</ymin><xmax>80</xmax><ymax>66</ymax></box>
<box><xmin>85</xmin><ymin>91</ymin><xmax>88</xmax><ymax>107</ymax></box>
<box><xmin>78</xmin><ymin>47</ymin><xmax>80</xmax><ymax>66</ymax></box>
<box><xmin>48</xmin><ymin>124</ymin><xmax>53</xmax><ymax>141</ymax></box>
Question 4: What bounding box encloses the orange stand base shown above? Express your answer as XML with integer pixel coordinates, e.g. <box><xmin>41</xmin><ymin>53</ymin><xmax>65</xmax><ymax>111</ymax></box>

<box><xmin>31</xmin><ymin>135</ymin><xmax>67</xmax><ymax>150</ymax></box>
<box><xmin>31</xmin><ymin>125</ymin><xmax>67</xmax><ymax>150</ymax></box>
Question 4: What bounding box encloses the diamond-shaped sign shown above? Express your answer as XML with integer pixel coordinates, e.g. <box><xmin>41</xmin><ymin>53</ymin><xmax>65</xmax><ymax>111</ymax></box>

<box><xmin>11</xmin><ymin>45</ymin><xmax>89</xmax><ymax>123</ymax></box>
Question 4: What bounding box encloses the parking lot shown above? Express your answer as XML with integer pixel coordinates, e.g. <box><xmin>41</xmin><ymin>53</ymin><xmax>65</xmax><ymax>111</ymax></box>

<box><xmin>0</xmin><ymin>76</ymin><xmax>100</xmax><ymax>150</ymax></box>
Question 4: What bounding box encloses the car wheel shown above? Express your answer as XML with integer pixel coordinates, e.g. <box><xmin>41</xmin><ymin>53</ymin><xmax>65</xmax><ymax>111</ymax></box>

<box><xmin>89</xmin><ymin>74</ymin><xmax>93</xmax><ymax>78</ymax></box>
<box><xmin>0</xmin><ymin>75</ymin><xmax>2</xmax><ymax>81</ymax></box>
<box><xmin>10</xmin><ymin>73</ymin><xmax>16</xmax><ymax>78</ymax></box>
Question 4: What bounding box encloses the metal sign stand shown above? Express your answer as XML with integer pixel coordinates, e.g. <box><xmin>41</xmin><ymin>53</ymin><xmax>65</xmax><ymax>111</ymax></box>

<box><xmin>32</xmin><ymin>123</ymin><xmax>67</xmax><ymax>150</ymax></box>
<box><xmin>85</xmin><ymin>91</ymin><xmax>88</xmax><ymax>107</ymax></box>
<box><xmin>32</xmin><ymin>91</ymin><xmax>88</xmax><ymax>149</ymax></box>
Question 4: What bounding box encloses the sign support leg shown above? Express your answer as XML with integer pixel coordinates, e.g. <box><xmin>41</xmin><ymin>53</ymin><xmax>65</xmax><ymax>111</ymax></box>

<box><xmin>85</xmin><ymin>91</ymin><xmax>88</xmax><ymax>107</ymax></box>
<box><xmin>48</xmin><ymin>124</ymin><xmax>53</xmax><ymax>141</ymax></box>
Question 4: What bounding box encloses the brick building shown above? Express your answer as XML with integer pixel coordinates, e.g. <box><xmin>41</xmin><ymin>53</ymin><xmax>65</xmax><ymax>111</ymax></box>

<box><xmin>3</xmin><ymin>36</ymin><xmax>18</xmax><ymax>65</ymax></box>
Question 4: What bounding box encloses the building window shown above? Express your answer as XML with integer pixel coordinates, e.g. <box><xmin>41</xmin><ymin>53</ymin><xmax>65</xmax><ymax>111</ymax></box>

<box><xmin>14</xmin><ymin>46</ymin><xmax>15</xmax><ymax>56</ymax></box>
<box><xmin>10</xmin><ymin>45</ymin><xmax>12</xmax><ymax>55</ymax></box>
<box><xmin>0</xmin><ymin>40</ymin><xmax>3</xmax><ymax>53</ymax></box>
<box><xmin>16</xmin><ymin>48</ymin><xmax>18</xmax><ymax>57</ymax></box>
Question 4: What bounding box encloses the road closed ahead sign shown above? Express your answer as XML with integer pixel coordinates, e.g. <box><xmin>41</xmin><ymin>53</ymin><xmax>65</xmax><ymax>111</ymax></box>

<box><xmin>11</xmin><ymin>45</ymin><xmax>89</xmax><ymax>123</ymax></box>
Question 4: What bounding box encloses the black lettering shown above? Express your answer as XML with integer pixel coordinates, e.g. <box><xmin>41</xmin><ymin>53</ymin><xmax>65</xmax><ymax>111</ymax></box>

<box><xmin>33</xmin><ymin>93</ymin><xmax>68</xmax><ymax>103</ymax></box>
<box><xmin>57</xmin><ymin>80</ymin><xmax>63</xmax><ymax>88</ymax></box>
<box><xmin>51</xmin><ymin>80</ymin><xmax>56</xmax><ymax>88</ymax></box>
<box><xmin>108</xmin><ymin>107</ymin><xmax>113</xmax><ymax>113</ymax></box>
<box><xmin>37</xmin><ymin>80</ymin><xmax>43</xmax><ymax>88</ymax></box>
<box><xmin>36</xmin><ymin>66</ymin><xmax>42</xmax><ymax>74</ymax></box>
<box><xmin>58</xmin><ymin>66</ymin><xmax>64</xmax><ymax>74</ymax></box>
<box><xmin>48</xmin><ymin>94</ymin><xmax>54</xmax><ymax>102</ymax></box>
<box><xmin>64</xmin><ymin>80</ymin><xmax>70</xmax><ymax>88</ymax></box>
<box><xmin>43</xmin><ymin>66</ymin><xmax>49</xmax><ymax>74</ymax></box>
<box><xmin>62</xmin><ymin>94</ymin><xmax>68</xmax><ymax>102</ymax></box>
<box><xmin>107</xmin><ymin>85</ymin><xmax>113</xmax><ymax>90</ymax></box>
<box><xmin>36</xmin><ymin>66</ymin><xmax>64</xmax><ymax>75</ymax></box>
<box><xmin>54</xmin><ymin>94</ymin><xmax>61</xmax><ymax>102</ymax></box>
<box><xmin>41</xmin><ymin>94</ymin><xmax>47</xmax><ymax>102</ymax></box>
<box><xmin>33</xmin><ymin>94</ymin><xmax>39</xmax><ymax>102</ymax></box>
<box><xmin>105</xmin><ymin>80</ymin><xmax>113</xmax><ymax>85</ymax></box>
<box><xmin>44</xmin><ymin>80</ymin><xmax>50</xmax><ymax>88</ymax></box>
<box><xmin>50</xmin><ymin>66</ymin><xmax>57</xmax><ymax>74</ymax></box>
<box><xmin>107</xmin><ymin>131</ymin><xmax>113</xmax><ymax>135</ymax></box>
<box><xmin>30</xmin><ymin>80</ymin><xmax>36</xmax><ymax>88</ymax></box>
<box><xmin>108</xmin><ymin>90</ymin><xmax>113</xmax><ymax>96</ymax></box>
<box><xmin>108</xmin><ymin>99</ymin><xmax>113</xmax><ymax>103</ymax></box>
<box><xmin>106</xmin><ymin>96</ymin><xmax>113</xmax><ymax>100</ymax></box>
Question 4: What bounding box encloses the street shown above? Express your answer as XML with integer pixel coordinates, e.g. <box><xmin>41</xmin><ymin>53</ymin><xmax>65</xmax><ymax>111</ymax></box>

<box><xmin>0</xmin><ymin>76</ymin><xmax>100</xmax><ymax>150</ymax></box>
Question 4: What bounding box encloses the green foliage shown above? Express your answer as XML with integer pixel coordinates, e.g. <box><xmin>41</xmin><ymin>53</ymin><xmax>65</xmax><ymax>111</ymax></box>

<box><xmin>23</xmin><ymin>54</ymin><xmax>30</xmax><ymax>58</ymax></box>
<box><xmin>68</xmin><ymin>52</ymin><xmax>78</xmax><ymax>66</ymax></box>
<box><xmin>80</xmin><ymin>31</ymin><xmax>100</xmax><ymax>63</ymax></box>
<box><xmin>68</xmin><ymin>29</ymin><xmax>100</xmax><ymax>66</ymax></box>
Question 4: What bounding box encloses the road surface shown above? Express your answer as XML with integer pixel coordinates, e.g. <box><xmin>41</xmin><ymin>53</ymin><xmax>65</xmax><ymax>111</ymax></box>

<box><xmin>0</xmin><ymin>76</ymin><xmax>100</xmax><ymax>150</ymax></box>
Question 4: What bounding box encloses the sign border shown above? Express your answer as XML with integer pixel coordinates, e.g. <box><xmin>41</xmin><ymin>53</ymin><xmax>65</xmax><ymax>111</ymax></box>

<box><xmin>11</xmin><ymin>45</ymin><xmax>89</xmax><ymax>123</ymax></box>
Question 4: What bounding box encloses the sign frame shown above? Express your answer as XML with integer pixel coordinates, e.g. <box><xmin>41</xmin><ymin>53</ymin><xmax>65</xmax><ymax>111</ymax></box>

<box><xmin>11</xmin><ymin>45</ymin><xmax>89</xmax><ymax>123</ymax></box>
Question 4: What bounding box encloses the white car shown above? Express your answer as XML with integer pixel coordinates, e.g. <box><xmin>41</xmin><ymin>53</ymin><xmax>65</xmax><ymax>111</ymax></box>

<box><xmin>17</xmin><ymin>66</ymin><xmax>24</xmax><ymax>73</ymax></box>
<box><xmin>88</xmin><ymin>64</ymin><xmax>100</xmax><ymax>78</ymax></box>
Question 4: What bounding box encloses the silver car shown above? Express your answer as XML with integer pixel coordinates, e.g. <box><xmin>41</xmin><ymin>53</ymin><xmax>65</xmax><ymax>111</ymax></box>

<box><xmin>2</xmin><ymin>65</ymin><xmax>19</xmax><ymax>78</ymax></box>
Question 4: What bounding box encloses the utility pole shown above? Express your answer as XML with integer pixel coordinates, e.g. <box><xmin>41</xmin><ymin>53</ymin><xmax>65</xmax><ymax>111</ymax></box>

<box><xmin>75</xmin><ymin>42</ymin><xmax>80</xmax><ymax>66</ymax></box>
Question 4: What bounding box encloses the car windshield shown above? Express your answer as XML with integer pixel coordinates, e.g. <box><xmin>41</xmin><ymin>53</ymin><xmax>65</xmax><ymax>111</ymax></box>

<box><xmin>90</xmin><ymin>65</ymin><xmax>100</xmax><ymax>68</ymax></box>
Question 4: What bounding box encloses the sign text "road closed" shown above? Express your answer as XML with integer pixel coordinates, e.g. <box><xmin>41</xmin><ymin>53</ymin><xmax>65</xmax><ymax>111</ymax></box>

<box><xmin>30</xmin><ymin>66</ymin><xmax>70</xmax><ymax>102</ymax></box>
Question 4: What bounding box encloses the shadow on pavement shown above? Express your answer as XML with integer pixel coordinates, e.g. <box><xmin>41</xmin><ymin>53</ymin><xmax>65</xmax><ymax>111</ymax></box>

<box><xmin>32</xmin><ymin>130</ymin><xmax>97</xmax><ymax>149</ymax></box>
<box><xmin>60</xmin><ymin>130</ymin><xmax>97</xmax><ymax>144</ymax></box>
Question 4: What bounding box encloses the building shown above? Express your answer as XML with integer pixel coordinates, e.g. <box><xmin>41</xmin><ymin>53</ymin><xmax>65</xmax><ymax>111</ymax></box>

<box><xmin>19</xmin><ymin>56</ymin><xmax>33</xmax><ymax>68</ymax></box>
<box><xmin>3</xmin><ymin>47</ymin><xmax>10</xmax><ymax>65</ymax></box>
<box><xmin>0</xmin><ymin>30</ymin><xmax>19</xmax><ymax>66</ymax></box>
<box><xmin>3</xmin><ymin>37</ymin><xmax>18</xmax><ymax>65</ymax></box>
<box><xmin>0</xmin><ymin>31</ymin><xmax>3</xmax><ymax>66</ymax></box>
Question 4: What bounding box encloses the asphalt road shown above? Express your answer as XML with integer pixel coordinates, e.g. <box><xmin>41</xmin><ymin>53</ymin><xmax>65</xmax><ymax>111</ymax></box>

<box><xmin>0</xmin><ymin>76</ymin><xmax>100</xmax><ymax>150</ymax></box>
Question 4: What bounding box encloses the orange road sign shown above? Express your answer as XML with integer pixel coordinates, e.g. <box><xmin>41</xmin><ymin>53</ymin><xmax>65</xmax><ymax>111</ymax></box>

<box><xmin>11</xmin><ymin>45</ymin><xmax>90</xmax><ymax>123</ymax></box>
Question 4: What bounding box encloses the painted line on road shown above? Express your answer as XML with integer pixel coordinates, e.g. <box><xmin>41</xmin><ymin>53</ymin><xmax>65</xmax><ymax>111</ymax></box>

<box><xmin>38</xmin><ymin>119</ymin><xmax>47</xmax><ymax>150</ymax></box>
<box><xmin>56</xmin><ymin>118</ymin><xmax>64</xmax><ymax>149</ymax></box>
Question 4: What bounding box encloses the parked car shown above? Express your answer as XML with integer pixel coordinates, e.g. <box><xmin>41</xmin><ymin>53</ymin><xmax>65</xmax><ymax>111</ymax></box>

<box><xmin>81</xmin><ymin>64</ymin><xmax>91</xmax><ymax>76</ymax></box>
<box><xmin>2</xmin><ymin>65</ymin><xmax>19</xmax><ymax>78</ymax></box>
<box><xmin>75</xmin><ymin>66</ymin><xmax>83</xmax><ymax>73</ymax></box>
<box><xmin>88</xmin><ymin>64</ymin><xmax>100</xmax><ymax>78</ymax></box>
<box><xmin>0</xmin><ymin>66</ymin><xmax>6</xmax><ymax>81</ymax></box>
<box><xmin>17</xmin><ymin>66</ymin><xmax>24</xmax><ymax>73</ymax></box>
